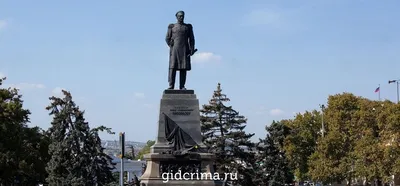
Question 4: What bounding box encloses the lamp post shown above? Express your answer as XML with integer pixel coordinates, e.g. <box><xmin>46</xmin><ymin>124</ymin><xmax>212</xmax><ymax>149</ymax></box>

<box><xmin>388</xmin><ymin>79</ymin><xmax>400</xmax><ymax>103</ymax></box>
<box><xmin>319</xmin><ymin>104</ymin><xmax>326</xmax><ymax>137</ymax></box>
<box><xmin>119</xmin><ymin>132</ymin><xmax>125</xmax><ymax>186</ymax></box>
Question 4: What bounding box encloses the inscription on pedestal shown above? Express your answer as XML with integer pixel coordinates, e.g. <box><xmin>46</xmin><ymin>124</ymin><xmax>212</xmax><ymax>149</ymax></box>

<box><xmin>170</xmin><ymin>106</ymin><xmax>194</xmax><ymax>116</ymax></box>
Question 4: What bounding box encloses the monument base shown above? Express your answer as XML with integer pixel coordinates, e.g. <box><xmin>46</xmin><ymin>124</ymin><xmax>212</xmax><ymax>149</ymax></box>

<box><xmin>150</xmin><ymin>89</ymin><xmax>208</xmax><ymax>154</ymax></box>
<box><xmin>140</xmin><ymin>90</ymin><xmax>221</xmax><ymax>185</ymax></box>
<box><xmin>140</xmin><ymin>153</ymin><xmax>223</xmax><ymax>186</ymax></box>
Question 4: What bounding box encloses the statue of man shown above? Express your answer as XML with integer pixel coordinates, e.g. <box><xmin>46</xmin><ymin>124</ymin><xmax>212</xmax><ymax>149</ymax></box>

<box><xmin>165</xmin><ymin>10</ymin><xmax>196</xmax><ymax>90</ymax></box>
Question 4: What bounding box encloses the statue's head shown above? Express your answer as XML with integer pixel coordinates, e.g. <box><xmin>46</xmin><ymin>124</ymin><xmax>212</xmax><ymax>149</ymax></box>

<box><xmin>175</xmin><ymin>11</ymin><xmax>185</xmax><ymax>23</ymax></box>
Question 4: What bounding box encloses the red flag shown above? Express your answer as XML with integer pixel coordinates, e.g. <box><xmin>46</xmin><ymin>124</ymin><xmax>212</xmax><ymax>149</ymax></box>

<box><xmin>375</xmin><ymin>87</ymin><xmax>380</xmax><ymax>93</ymax></box>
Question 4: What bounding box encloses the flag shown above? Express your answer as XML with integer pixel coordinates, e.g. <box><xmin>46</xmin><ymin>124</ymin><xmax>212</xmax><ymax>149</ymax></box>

<box><xmin>375</xmin><ymin>87</ymin><xmax>380</xmax><ymax>93</ymax></box>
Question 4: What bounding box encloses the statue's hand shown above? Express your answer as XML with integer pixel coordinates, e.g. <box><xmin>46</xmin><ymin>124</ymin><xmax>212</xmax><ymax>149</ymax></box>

<box><xmin>187</xmin><ymin>49</ymin><xmax>197</xmax><ymax>57</ymax></box>
<box><xmin>190</xmin><ymin>49</ymin><xmax>198</xmax><ymax>55</ymax></box>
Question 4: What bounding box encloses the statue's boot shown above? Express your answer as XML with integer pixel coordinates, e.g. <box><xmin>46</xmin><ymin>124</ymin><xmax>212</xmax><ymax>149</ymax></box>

<box><xmin>179</xmin><ymin>70</ymin><xmax>187</xmax><ymax>90</ymax></box>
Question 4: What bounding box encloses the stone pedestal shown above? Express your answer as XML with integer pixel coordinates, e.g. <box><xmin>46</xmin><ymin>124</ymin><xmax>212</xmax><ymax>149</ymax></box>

<box><xmin>140</xmin><ymin>153</ymin><xmax>221</xmax><ymax>186</ymax></box>
<box><xmin>140</xmin><ymin>90</ymin><xmax>221</xmax><ymax>186</ymax></box>
<box><xmin>151</xmin><ymin>89</ymin><xmax>207</xmax><ymax>153</ymax></box>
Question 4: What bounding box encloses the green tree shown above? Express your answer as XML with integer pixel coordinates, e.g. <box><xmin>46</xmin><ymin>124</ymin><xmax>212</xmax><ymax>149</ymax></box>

<box><xmin>88</xmin><ymin>126</ymin><xmax>116</xmax><ymax>185</ymax></box>
<box><xmin>308</xmin><ymin>129</ymin><xmax>346</xmax><ymax>184</ymax></box>
<box><xmin>256</xmin><ymin>121</ymin><xmax>294</xmax><ymax>185</ymax></box>
<box><xmin>269</xmin><ymin>92</ymin><xmax>399</xmax><ymax>185</ymax></box>
<box><xmin>45</xmin><ymin>90</ymin><xmax>115</xmax><ymax>185</ymax></box>
<box><xmin>200</xmin><ymin>83</ymin><xmax>256</xmax><ymax>186</ymax></box>
<box><xmin>124</xmin><ymin>145</ymin><xmax>135</xmax><ymax>160</ymax></box>
<box><xmin>0</xmin><ymin>77</ymin><xmax>50</xmax><ymax>185</ymax></box>
<box><xmin>350</xmin><ymin>99</ymin><xmax>385</xmax><ymax>184</ymax></box>
<box><xmin>307</xmin><ymin>93</ymin><xmax>394</xmax><ymax>184</ymax></box>
<box><xmin>135</xmin><ymin>140</ymin><xmax>155</xmax><ymax>160</ymax></box>
<box><xmin>376</xmin><ymin>100</ymin><xmax>400</xmax><ymax>183</ymax></box>
<box><xmin>308</xmin><ymin>93</ymin><xmax>361</xmax><ymax>184</ymax></box>
<box><xmin>283</xmin><ymin>111</ymin><xmax>321</xmax><ymax>182</ymax></box>
<box><xmin>105</xmin><ymin>172</ymin><xmax>120</xmax><ymax>186</ymax></box>
<box><xmin>18</xmin><ymin>127</ymin><xmax>51</xmax><ymax>185</ymax></box>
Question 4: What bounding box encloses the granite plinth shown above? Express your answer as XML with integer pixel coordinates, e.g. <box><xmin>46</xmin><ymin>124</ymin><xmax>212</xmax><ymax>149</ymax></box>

<box><xmin>151</xmin><ymin>89</ymin><xmax>206</xmax><ymax>153</ymax></box>
<box><xmin>140</xmin><ymin>90</ymin><xmax>218</xmax><ymax>185</ymax></box>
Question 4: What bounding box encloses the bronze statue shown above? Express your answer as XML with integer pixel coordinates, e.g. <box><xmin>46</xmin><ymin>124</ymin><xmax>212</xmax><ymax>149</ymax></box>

<box><xmin>166</xmin><ymin>11</ymin><xmax>197</xmax><ymax>90</ymax></box>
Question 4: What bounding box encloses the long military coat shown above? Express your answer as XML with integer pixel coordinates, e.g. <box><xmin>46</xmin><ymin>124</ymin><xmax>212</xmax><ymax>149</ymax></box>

<box><xmin>165</xmin><ymin>23</ymin><xmax>195</xmax><ymax>71</ymax></box>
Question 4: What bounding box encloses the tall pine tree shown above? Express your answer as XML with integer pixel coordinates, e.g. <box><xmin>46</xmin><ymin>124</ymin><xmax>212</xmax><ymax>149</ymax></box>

<box><xmin>200</xmin><ymin>83</ymin><xmax>256</xmax><ymax>186</ymax></box>
<box><xmin>256</xmin><ymin>121</ymin><xmax>294</xmax><ymax>186</ymax></box>
<box><xmin>45</xmin><ymin>90</ymin><xmax>115</xmax><ymax>185</ymax></box>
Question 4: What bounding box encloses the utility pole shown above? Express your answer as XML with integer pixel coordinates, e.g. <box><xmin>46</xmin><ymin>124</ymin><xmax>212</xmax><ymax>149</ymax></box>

<box><xmin>320</xmin><ymin>104</ymin><xmax>326</xmax><ymax>137</ymax></box>
<box><xmin>119</xmin><ymin>132</ymin><xmax>125</xmax><ymax>186</ymax></box>
<box><xmin>388</xmin><ymin>79</ymin><xmax>399</xmax><ymax>103</ymax></box>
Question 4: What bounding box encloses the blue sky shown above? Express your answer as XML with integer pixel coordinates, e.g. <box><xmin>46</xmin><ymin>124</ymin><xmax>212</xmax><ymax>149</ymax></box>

<box><xmin>1</xmin><ymin>0</ymin><xmax>399</xmax><ymax>142</ymax></box>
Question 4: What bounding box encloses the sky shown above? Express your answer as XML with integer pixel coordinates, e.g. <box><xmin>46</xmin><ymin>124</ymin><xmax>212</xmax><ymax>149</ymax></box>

<box><xmin>1</xmin><ymin>0</ymin><xmax>399</xmax><ymax>142</ymax></box>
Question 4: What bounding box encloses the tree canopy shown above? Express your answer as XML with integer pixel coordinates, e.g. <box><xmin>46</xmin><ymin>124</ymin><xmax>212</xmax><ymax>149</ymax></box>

<box><xmin>135</xmin><ymin>140</ymin><xmax>155</xmax><ymax>160</ymax></box>
<box><xmin>45</xmin><ymin>90</ymin><xmax>116</xmax><ymax>185</ymax></box>
<box><xmin>0</xmin><ymin>77</ymin><xmax>50</xmax><ymax>185</ymax></box>
<box><xmin>256</xmin><ymin>121</ymin><xmax>294</xmax><ymax>185</ymax></box>
<box><xmin>200</xmin><ymin>83</ymin><xmax>256</xmax><ymax>186</ymax></box>
<box><xmin>290</xmin><ymin>93</ymin><xmax>400</xmax><ymax>185</ymax></box>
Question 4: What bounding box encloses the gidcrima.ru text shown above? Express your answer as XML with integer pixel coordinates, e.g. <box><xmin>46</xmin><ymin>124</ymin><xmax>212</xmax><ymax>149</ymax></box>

<box><xmin>162</xmin><ymin>170</ymin><xmax>237</xmax><ymax>183</ymax></box>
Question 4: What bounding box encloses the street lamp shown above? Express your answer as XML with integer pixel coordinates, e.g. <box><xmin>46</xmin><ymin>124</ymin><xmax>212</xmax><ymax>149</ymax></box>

<box><xmin>388</xmin><ymin>79</ymin><xmax>400</xmax><ymax>103</ymax></box>
<box><xmin>319</xmin><ymin>104</ymin><xmax>326</xmax><ymax>137</ymax></box>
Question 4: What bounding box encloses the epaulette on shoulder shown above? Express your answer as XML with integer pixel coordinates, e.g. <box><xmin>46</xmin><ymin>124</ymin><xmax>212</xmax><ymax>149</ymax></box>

<box><xmin>168</xmin><ymin>24</ymin><xmax>174</xmax><ymax>29</ymax></box>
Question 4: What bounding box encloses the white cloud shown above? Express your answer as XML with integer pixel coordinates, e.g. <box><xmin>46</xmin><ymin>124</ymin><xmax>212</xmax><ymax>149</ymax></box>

<box><xmin>7</xmin><ymin>83</ymin><xmax>46</xmax><ymax>90</ymax></box>
<box><xmin>134</xmin><ymin>92</ymin><xmax>145</xmax><ymax>99</ymax></box>
<box><xmin>192</xmin><ymin>52</ymin><xmax>222</xmax><ymax>64</ymax></box>
<box><xmin>0</xmin><ymin>20</ymin><xmax>7</xmax><ymax>30</ymax></box>
<box><xmin>269</xmin><ymin>108</ymin><xmax>284</xmax><ymax>116</ymax></box>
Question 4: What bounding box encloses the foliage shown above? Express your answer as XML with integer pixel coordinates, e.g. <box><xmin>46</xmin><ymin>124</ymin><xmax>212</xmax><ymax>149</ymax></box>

<box><xmin>0</xmin><ymin>77</ymin><xmax>50</xmax><ymax>185</ymax></box>
<box><xmin>307</xmin><ymin>93</ymin><xmax>362</xmax><ymax>183</ymax></box>
<box><xmin>256</xmin><ymin>121</ymin><xmax>294</xmax><ymax>185</ymax></box>
<box><xmin>376</xmin><ymin>101</ymin><xmax>400</xmax><ymax>182</ymax></box>
<box><xmin>104</xmin><ymin>172</ymin><xmax>120</xmax><ymax>186</ymax></box>
<box><xmin>45</xmin><ymin>90</ymin><xmax>116</xmax><ymax>186</ymax></box>
<box><xmin>305</xmin><ymin>93</ymin><xmax>400</xmax><ymax>184</ymax></box>
<box><xmin>124</xmin><ymin>145</ymin><xmax>136</xmax><ymax>160</ymax></box>
<box><xmin>283</xmin><ymin>111</ymin><xmax>321</xmax><ymax>182</ymax></box>
<box><xmin>200</xmin><ymin>83</ymin><xmax>256</xmax><ymax>186</ymax></box>
<box><xmin>135</xmin><ymin>140</ymin><xmax>155</xmax><ymax>160</ymax></box>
